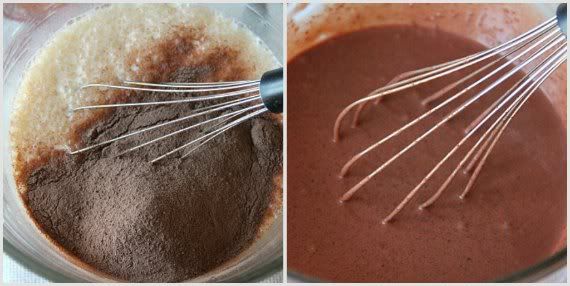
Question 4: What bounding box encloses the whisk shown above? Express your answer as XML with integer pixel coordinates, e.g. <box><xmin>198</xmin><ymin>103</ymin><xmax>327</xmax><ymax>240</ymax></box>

<box><xmin>334</xmin><ymin>4</ymin><xmax>567</xmax><ymax>224</ymax></box>
<box><xmin>69</xmin><ymin>68</ymin><xmax>283</xmax><ymax>163</ymax></box>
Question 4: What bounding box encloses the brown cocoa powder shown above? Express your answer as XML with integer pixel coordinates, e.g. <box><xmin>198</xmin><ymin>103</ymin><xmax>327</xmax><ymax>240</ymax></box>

<box><xmin>23</xmin><ymin>38</ymin><xmax>282</xmax><ymax>282</ymax></box>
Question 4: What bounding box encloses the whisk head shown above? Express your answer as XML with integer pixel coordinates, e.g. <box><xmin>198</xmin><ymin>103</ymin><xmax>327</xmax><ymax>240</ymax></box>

<box><xmin>70</xmin><ymin>78</ymin><xmax>269</xmax><ymax>163</ymax></box>
<box><xmin>334</xmin><ymin>14</ymin><xmax>567</xmax><ymax>223</ymax></box>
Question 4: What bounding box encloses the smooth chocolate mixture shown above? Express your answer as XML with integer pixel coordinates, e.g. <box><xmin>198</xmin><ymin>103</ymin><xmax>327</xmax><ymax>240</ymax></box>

<box><xmin>288</xmin><ymin>26</ymin><xmax>566</xmax><ymax>282</ymax></box>
<box><xmin>23</xmin><ymin>31</ymin><xmax>282</xmax><ymax>282</ymax></box>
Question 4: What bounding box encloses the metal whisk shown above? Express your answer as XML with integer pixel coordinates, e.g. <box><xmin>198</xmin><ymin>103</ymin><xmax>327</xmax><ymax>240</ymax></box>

<box><xmin>334</xmin><ymin>4</ymin><xmax>567</xmax><ymax>224</ymax></box>
<box><xmin>70</xmin><ymin>68</ymin><xmax>283</xmax><ymax>163</ymax></box>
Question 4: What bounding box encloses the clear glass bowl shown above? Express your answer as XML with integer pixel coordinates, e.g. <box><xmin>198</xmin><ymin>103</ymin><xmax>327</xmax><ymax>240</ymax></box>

<box><xmin>3</xmin><ymin>3</ymin><xmax>283</xmax><ymax>282</ymax></box>
<box><xmin>286</xmin><ymin>3</ymin><xmax>566</xmax><ymax>282</ymax></box>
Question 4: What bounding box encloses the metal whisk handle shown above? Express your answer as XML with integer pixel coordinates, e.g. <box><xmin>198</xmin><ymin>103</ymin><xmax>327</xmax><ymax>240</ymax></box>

<box><xmin>557</xmin><ymin>3</ymin><xmax>567</xmax><ymax>36</ymax></box>
<box><xmin>260</xmin><ymin>67</ymin><xmax>283</xmax><ymax>113</ymax></box>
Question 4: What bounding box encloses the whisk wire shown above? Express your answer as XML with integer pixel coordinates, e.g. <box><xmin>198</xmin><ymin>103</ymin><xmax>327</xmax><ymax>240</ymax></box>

<box><xmin>70</xmin><ymin>94</ymin><xmax>262</xmax><ymax>154</ymax></box>
<box><xmin>180</xmin><ymin>108</ymin><xmax>269</xmax><ymax>159</ymax></box>
<box><xmin>339</xmin><ymin>28</ymin><xmax>564</xmax><ymax>181</ymax></box>
<box><xmin>381</xmin><ymin>46</ymin><xmax>566</xmax><ymax>223</ymax></box>
<box><xmin>81</xmin><ymin>80</ymin><xmax>259</xmax><ymax>94</ymax></box>
<box><xmin>150</xmin><ymin>106</ymin><xmax>268</xmax><ymax>163</ymax></box>
<box><xmin>117</xmin><ymin>103</ymin><xmax>263</xmax><ymax>156</ymax></box>
<box><xmin>460</xmin><ymin>49</ymin><xmax>567</xmax><ymax>199</ymax></box>
<box><xmin>341</xmin><ymin>35</ymin><xmax>564</xmax><ymax>203</ymax></box>
<box><xmin>414</xmin><ymin>44</ymin><xmax>565</xmax><ymax>212</ymax></box>
<box><xmin>334</xmin><ymin>13</ymin><xmax>566</xmax><ymax>223</ymax></box>
<box><xmin>340</xmin><ymin>31</ymin><xmax>562</xmax><ymax>183</ymax></box>
<box><xmin>123</xmin><ymin>79</ymin><xmax>259</xmax><ymax>88</ymax></box>
<box><xmin>333</xmin><ymin>16</ymin><xmax>559</xmax><ymax>142</ymax></box>
<box><xmin>420</xmin><ymin>45</ymin><xmax>566</xmax><ymax>209</ymax></box>
<box><xmin>74</xmin><ymin>87</ymin><xmax>260</xmax><ymax>110</ymax></box>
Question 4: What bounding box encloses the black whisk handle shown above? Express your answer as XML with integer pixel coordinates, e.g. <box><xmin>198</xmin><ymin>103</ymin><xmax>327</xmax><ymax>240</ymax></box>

<box><xmin>557</xmin><ymin>3</ymin><xmax>567</xmax><ymax>36</ymax></box>
<box><xmin>260</xmin><ymin>67</ymin><xmax>283</xmax><ymax>114</ymax></box>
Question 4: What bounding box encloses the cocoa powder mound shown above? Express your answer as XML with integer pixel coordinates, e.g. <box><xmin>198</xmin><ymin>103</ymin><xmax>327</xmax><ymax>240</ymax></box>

<box><xmin>24</xmin><ymin>65</ymin><xmax>282</xmax><ymax>282</ymax></box>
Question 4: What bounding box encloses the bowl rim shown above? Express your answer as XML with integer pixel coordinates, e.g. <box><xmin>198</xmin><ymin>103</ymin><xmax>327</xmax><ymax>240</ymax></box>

<box><xmin>287</xmin><ymin>248</ymin><xmax>567</xmax><ymax>282</ymax></box>
<box><xmin>4</xmin><ymin>239</ymin><xmax>283</xmax><ymax>283</ymax></box>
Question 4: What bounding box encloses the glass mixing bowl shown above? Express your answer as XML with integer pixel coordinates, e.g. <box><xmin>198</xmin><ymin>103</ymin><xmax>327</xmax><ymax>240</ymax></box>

<box><xmin>3</xmin><ymin>3</ymin><xmax>283</xmax><ymax>282</ymax></box>
<box><xmin>287</xmin><ymin>3</ymin><xmax>566</xmax><ymax>282</ymax></box>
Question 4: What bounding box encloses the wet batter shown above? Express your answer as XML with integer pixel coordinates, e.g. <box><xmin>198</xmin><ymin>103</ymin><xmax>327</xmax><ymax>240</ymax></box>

<box><xmin>287</xmin><ymin>25</ymin><xmax>566</xmax><ymax>282</ymax></box>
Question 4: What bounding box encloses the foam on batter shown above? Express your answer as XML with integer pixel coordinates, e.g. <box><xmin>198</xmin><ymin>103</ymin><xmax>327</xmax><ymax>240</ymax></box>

<box><xmin>10</xmin><ymin>4</ymin><xmax>278</xmax><ymax>189</ymax></box>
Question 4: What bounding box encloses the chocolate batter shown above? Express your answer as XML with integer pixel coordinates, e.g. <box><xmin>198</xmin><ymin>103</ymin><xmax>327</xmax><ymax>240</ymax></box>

<box><xmin>21</xmin><ymin>29</ymin><xmax>282</xmax><ymax>282</ymax></box>
<box><xmin>287</xmin><ymin>25</ymin><xmax>566</xmax><ymax>282</ymax></box>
